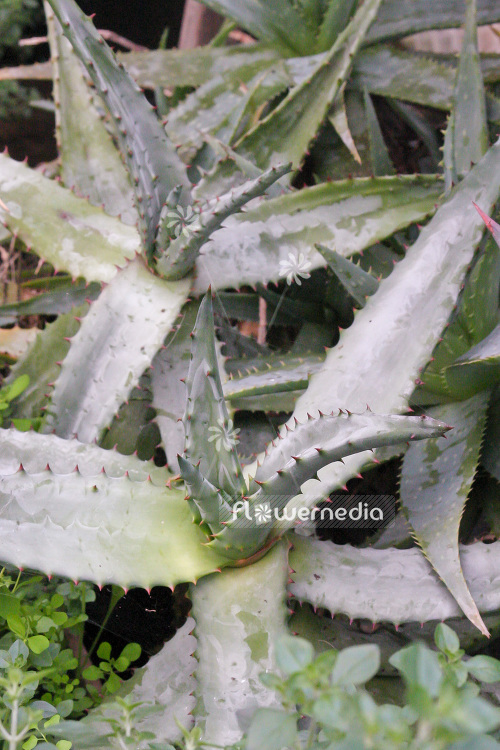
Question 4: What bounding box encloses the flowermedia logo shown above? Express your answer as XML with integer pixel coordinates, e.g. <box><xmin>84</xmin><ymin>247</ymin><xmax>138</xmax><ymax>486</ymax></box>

<box><xmin>220</xmin><ymin>495</ymin><xmax>395</xmax><ymax>530</ymax></box>
<box><xmin>208</xmin><ymin>417</ymin><xmax>240</xmax><ymax>452</ymax></box>
<box><xmin>279</xmin><ymin>251</ymin><xmax>312</xmax><ymax>285</ymax></box>
<box><xmin>163</xmin><ymin>205</ymin><xmax>199</xmax><ymax>239</ymax></box>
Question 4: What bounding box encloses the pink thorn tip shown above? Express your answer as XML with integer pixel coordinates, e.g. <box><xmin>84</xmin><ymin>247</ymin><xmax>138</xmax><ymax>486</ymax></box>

<box><xmin>472</xmin><ymin>202</ymin><xmax>495</xmax><ymax>231</ymax></box>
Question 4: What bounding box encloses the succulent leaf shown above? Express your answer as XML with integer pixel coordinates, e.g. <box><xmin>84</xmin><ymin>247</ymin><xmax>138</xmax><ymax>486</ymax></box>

<box><xmin>0</xmin><ymin>153</ymin><xmax>138</xmax><ymax>283</ymax></box>
<box><xmin>184</xmin><ymin>294</ymin><xmax>246</xmax><ymax>496</ymax></box>
<box><xmin>151</xmin><ymin>300</ymin><xmax>201</xmax><ymax>472</ymax></box>
<box><xmin>400</xmin><ymin>394</ymin><xmax>491</xmax><ymax>635</ymax></box>
<box><xmin>155</xmin><ymin>163</ymin><xmax>291</xmax><ymax>280</ymax></box>
<box><xmin>191</xmin><ymin>540</ymin><xmax>288</xmax><ymax>746</ymax></box>
<box><xmin>43</xmin><ymin>259</ymin><xmax>190</xmax><ymax>442</ymax></box>
<box><xmin>165</xmin><ymin>60</ymin><xmax>290</xmax><ymax>163</ymax></box>
<box><xmin>223</xmin><ymin>353</ymin><xmax>325</xmax><ymax>402</ymax></box>
<box><xmin>444</xmin><ymin>0</ymin><xmax>489</xmax><ymax>186</ymax></box>
<box><xmin>289</xmin><ymin>534</ymin><xmax>500</xmax><ymax>625</ymax></box>
<box><xmin>44</xmin><ymin>1</ymin><xmax>136</xmax><ymax>223</ymax></box>
<box><xmin>191</xmin><ymin>0</ymin><xmax>315</xmax><ymax>56</ymax></box>
<box><xmin>194</xmin><ymin>173</ymin><xmax>442</xmax><ymax>292</ymax></box>
<box><xmin>0</xmin><ymin>279</ymin><xmax>100</xmax><ymax>325</ymax></box>
<box><xmin>482</xmin><ymin>387</ymin><xmax>500</xmax><ymax>482</ymax></box>
<box><xmin>178</xmin><ymin>455</ymin><xmax>233</xmax><ymax>535</ymax></box>
<box><xmin>364</xmin><ymin>0</ymin><xmax>500</xmax><ymax>44</ymax></box>
<box><xmin>363</xmin><ymin>87</ymin><xmax>395</xmax><ymax>176</ymax></box>
<box><xmin>316</xmin><ymin>244</ymin><xmax>379</xmax><ymax>308</ymax></box>
<box><xmin>46</xmin><ymin>0</ymin><xmax>191</xmax><ymax>265</ymax></box>
<box><xmin>5</xmin><ymin>304</ymin><xmax>87</xmax><ymax>422</ymax></box>
<box><xmin>273</xmin><ymin>136</ymin><xmax>500</xmax><ymax>501</ymax></box>
<box><xmin>250</xmin><ymin>411</ymin><xmax>450</xmax><ymax>504</ymax></box>
<box><xmin>235</xmin><ymin>0</ymin><xmax>384</xmax><ymax>169</ymax></box>
<box><xmin>0</xmin><ymin>430</ymin><xmax>227</xmax><ymax>588</ymax></box>
<box><xmin>415</xmin><ymin>234</ymin><xmax>500</xmax><ymax>404</ymax></box>
<box><xmin>445</xmin><ymin>323</ymin><xmax>500</xmax><ymax>398</ymax></box>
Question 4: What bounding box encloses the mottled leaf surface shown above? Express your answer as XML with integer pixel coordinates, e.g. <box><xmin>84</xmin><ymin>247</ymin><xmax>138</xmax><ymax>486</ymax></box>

<box><xmin>400</xmin><ymin>394</ymin><xmax>491</xmax><ymax>634</ymax></box>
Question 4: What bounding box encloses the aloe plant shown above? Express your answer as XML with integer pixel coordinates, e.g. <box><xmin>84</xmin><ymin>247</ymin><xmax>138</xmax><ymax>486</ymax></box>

<box><xmin>1</xmin><ymin>0</ymin><xmax>500</xmax><ymax>747</ymax></box>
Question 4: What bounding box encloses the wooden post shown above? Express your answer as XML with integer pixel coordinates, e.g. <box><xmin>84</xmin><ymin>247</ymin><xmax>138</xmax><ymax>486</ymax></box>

<box><xmin>178</xmin><ymin>0</ymin><xmax>223</xmax><ymax>49</ymax></box>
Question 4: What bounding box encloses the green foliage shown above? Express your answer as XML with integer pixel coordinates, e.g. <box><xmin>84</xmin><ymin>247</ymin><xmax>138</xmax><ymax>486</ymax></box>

<box><xmin>0</xmin><ymin>374</ymin><xmax>38</xmax><ymax>431</ymax></box>
<box><xmin>242</xmin><ymin>627</ymin><xmax>500</xmax><ymax>750</ymax></box>
<box><xmin>82</xmin><ymin>642</ymin><xmax>141</xmax><ymax>697</ymax></box>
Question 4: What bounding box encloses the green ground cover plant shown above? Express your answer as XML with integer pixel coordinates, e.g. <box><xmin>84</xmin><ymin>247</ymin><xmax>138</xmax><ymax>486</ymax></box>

<box><xmin>1</xmin><ymin>0</ymin><xmax>500</xmax><ymax>747</ymax></box>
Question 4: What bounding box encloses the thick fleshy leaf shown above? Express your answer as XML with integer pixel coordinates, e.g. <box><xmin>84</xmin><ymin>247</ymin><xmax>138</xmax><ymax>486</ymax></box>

<box><xmin>223</xmin><ymin>353</ymin><xmax>325</xmax><ymax>402</ymax></box>
<box><xmin>164</xmin><ymin>57</ymin><xmax>290</xmax><ymax>160</ymax></box>
<box><xmin>316</xmin><ymin>245</ymin><xmax>379</xmax><ymax>307</ymax></box>
<box><xmin>0</xmin><ymin>279</ymin><xmax>100</xmax><ymax>325</ymax></box>
<box><xmin>445</xmin><ymin>323</ymin><xmax>500</xmax><ymax>398</ymax></box>
<box><xmin>445</xmin><ymin>0</ymin><xmax>489</xmax><ymax>183</ymax></box>
<box><xmin>414</xmin><ymin>234</ymin><xmax>500</xmax><ymax>404</ymax></box>
<box><xmin>194</xmin><ymin>174</ymin><xmax>442</xmax><ymax>291</ymax></box>
<box><xmin>183</xmin><ymin>294</ymin><xmax>245</xmax><ymax>496</ymax></box>
<box><xmin>46</xmin><ymin>0</ymin><xmax>190</xmax><ymax>263</ymax></box>
<box><xmin>482</xmin><ymin>387</ymin><xmax>500</xmax><ymax>481</ymax></box>
<box><xmin>250</xmin><ymin>411</ymin><xmax>450</xmax><ymax>506</ymax></box>
<box><xmin>191</xmin><ymin>540</ymin><xmax>288</xmax><ymax>746</ymax></box>
<box><xmin>195</xmin><ymin>0</ymin><xmax>314</xmax><ymax>56</ymax></box>
<box><xmin>0</xmin><ymin>430</ymin><xmax>227</xmax><ymax>588</ymax></box>
<box><xmin>235</xmin><ymin>0</ymin><xmax>383</xmax><ymax>169</ymax></box>
<box><xmin>289</xmin><ymin>534</ymin><xmax>500</xmax><ymax>625</ymax></box>
<box><xmin>271</xmin><ymin>137</ymin><xmax>500</xmax><ymax>501</ymax></box>
<box><xmin>45</xmin><ymin>1</ymin><xmax>136</xmax><ymax>223</ymax></box>
<box><xmin>365</xmin><ymin>0</ymin><xmax>500</xmax><ymax>44</ymax></box>
<box><xmin>400</xmin><ymin>394</ymin><xmax>491</xmax><ymax>635</ymax></box>
<box><xmin>0</xmin><ymin>153</ymin><xmax>139</xmax><ymax>282</ymax></box>
<box><xmin>43</xmin><ymin>260</ymin><xmax>190</xmax><ymax>442</ymax></box>
<box><xmin>155</xmin><ymin>163</ymin><xmax>291</xmax><ymax>280</ymax></box>
<box><xmin>328</xmin><ymin>85</ymin><xmax>361</xmax><ymax>164</ymax></box>
<box><xmin>5</xmin><ymin>305</ymin><xmax>87</xmax><ymax>422</ymax></box>
<box><xmin>363</xmin><ymin>88</ymin><xmax>395</xmax><ymax>176</ymax></box>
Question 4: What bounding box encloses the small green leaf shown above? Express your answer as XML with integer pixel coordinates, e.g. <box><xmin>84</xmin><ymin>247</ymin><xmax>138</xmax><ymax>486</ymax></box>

<box><xmin>0</xmin><ymin>592</ymin><xmax>20</xmax><ymax>620</ymax></box>
<box><xmin>51</xmin><ymin>611</ymin><xmax>68</xmax><ymax>627</ymax></box>
<box><xmin>44</xmin><ymin>714</ymin><xmax>61</xmax><ymax>727</ymax></box>
<box><xmin>331</xmin><ymin>644</ymin><xmax>380</xmax><ymax>685</ymax></box>
<box><xmin>4</xmin><ymin>374</ymin><xmax>30</xmax><ymax>401</ymax></box>
<box><xmin>82</xmin><ymin>665</ymin><xmax>103</xmax><ymax>681</ymax></box>
<box><xmin>275</xmin><ymin>636</ymin><xmax>314</xmax><ymax>675</ymax></box>
<box><xmin>390</xmin><ymin>643</ymin><xmax>442</xmax><ymax>697</ymax></box>
<box><xmin>112</xmin><ymin>656</ymin><xmax>129</xmax><ymax>673</ymax></box>
<box><xmin>104</xmin><ymin>671</ymin><xmax>122</xmax><ymax>694</ymax></box>
<box><xmin>22</xmin><ymin>736</ymin><xmax>38</xmax><ymax>750</ymax></box>
<box><xmin>434</xmin><ymin>623</ymin><xmax>460</xmax><ymax>654</ymax></box>
<box><xmin>246</xmin><ymin>709</ymin><xmax>297</xmax><ymax>750</ymax></box>
<box><xmin>96</xmin><ymin>641</ymin><xmax>112</xmax><ymax>661</ymax></box>
<box><xmin>7</xmin><ymin>614</ymin><xmax>26</xmax><ymax>639</ymax></box>
<box><xmin>28</xmin><ymin>635</ymin><xmax>50</xmax><ymax>654</ymax></box>
<box><xmin>50</xmin><ymin>593</ymin><xmax>64</xmax><ymax>609</ymax></box>
<box><xmin>36</xmin><ymin>616</ymin><xmax>56</xmax><ymax>633</ymax></box>
<box><xmin>56</xmin><ymin>742</ymin><xmax>72</xmax><ymax>750</ymax></box>
<box><xmin>119</xmin><ymin>642</ymin><xmax>141</xmax><ymax>664</ymax></box>
<box><xmin>466</xmin><ymin>654</ymin><xmax>500</xmax><ymax>683</ymax></box>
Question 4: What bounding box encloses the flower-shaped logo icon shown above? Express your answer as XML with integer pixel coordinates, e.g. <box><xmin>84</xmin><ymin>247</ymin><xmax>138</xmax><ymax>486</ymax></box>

<box><xmin>208</xmin><ymin>417</ymin><xmax>240</xmax><ymax>452</ymax></box>
<box><xmin>254</xmin><ymin>503</ymin><xmax>272</xmax><ymax>525</ymax></box>
<box><xmin>164</xmin><ymin>205</ymin><xmax>199</xmax><ymax>239</ymax></box>
<box><xmin>279</xmin><ymin>251</ymin><xmax>312</xmax><ymax>286</ymax></box>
